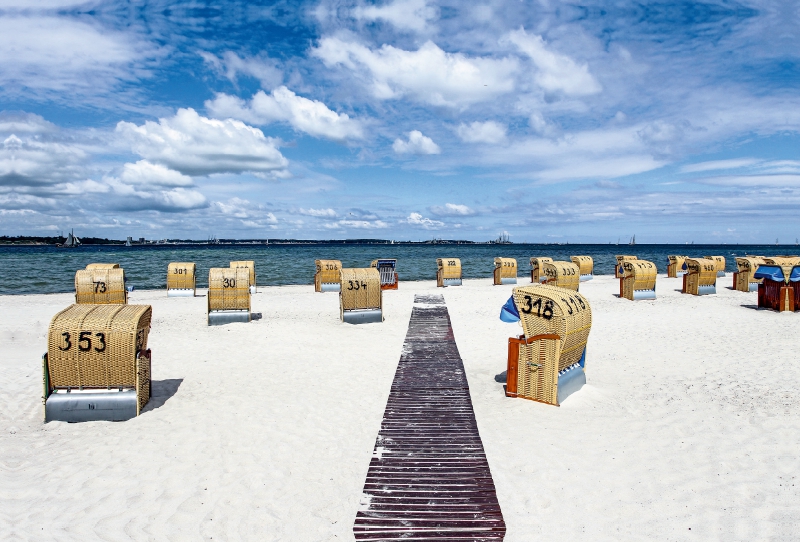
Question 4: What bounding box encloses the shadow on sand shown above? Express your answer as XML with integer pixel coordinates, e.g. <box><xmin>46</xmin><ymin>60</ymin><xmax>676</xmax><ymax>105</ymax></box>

<box><xmin>142</xmin><ymin>378</ymin><xmax>183</xmax><ymax>413</ymax></box>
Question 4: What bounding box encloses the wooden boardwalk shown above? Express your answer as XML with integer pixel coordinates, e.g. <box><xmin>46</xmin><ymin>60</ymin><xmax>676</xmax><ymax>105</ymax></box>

<box><xmin>354</xmin><ymin>294</ymin><xmax>506</xmax><ymax>541</ymax></box>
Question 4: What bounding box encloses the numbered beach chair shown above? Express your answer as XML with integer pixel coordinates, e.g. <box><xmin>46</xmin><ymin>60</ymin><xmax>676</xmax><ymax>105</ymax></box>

<box><xmin>530</xmin><ymin>257</ymin><xmax>553</xmax><ymax>283</ymax></box>
<box><xmin>504</xmin><ymin>284</ymin><xmax>592</xmax><ymax>406</ymax></box>
<box><xmin>85</xmin><ymin>263</ymin><xmax>120</xmax><ymax>270</ymax></box>
<box><xmin>340</xmin><ymin>268</ymin><xmax>383</xmax><ymax>324</ymax></box>
<box><xmin>734</xmin><ymin>257</ymin><xmax>765</xmax><ymax>292</ymax></box>
<box><xmin>683</xmin><ymin>258</ymin><xmax>717</xmax><ymax>295</ymax></box>
<box><xmin>75</xmin><ymin>267</ymin><xmax>127</xmax><ymax>304</ymax></box>
<box><xmin>620</xmin><ymin>259</ymin><xmax>657</xmax><ymax>300</ymax></box>
<box><xmin>541</xmin><ymin>261</ymin><xmax>580</xmax><ymax>291</ymax></box>
<box><xmin>667</xmin><ymin>255</ymin><xmax>688</xmax><ymax>278</ymax></box>
<box><xmin>43</xmin><ymin>304</ymin><xmax>152</xmax><ymax>422</ymax></box>
<box><xmin>167</xmin><ymin>262</ymin><xmax>196</xmax><ymax>297</ymax></box>
<box><xmin>704</xmin><ymin>256</ymin><xmax>727</xmax><ymax>277</ymax></box>
<box><xmin>315</xmin><ymin>259</ymin><xmax>342</xmax><ymax>292</ymax></box>
<box><xmin>615</xmin><ymin>255</ymin><xmax>638</xmax><ymax>278</ymax></box>
<box><xmin>494</xmin><ymin>257</ymin><xmax>517</xmax><ymax>285</ymax></box>
<box><xmin>436</xmin><ymin>258</ymin><xmax>462</xmax><ymax>287</ymax></box>
<box><xmin>230</xmin><ymin>261</ymin><xmax>256</xmax><ymax>293</ymax></box>
<box><xmin>371</xmin><ymin>259</ymin><xmax>398</xmax><ymax>290</ymax></box>
<box><xmin>755</xmin><ymin>257</ymin><xmax>800</xmax><ymax>311</ymax></box>
<box><xmin>570</xmin><ymin>255</ymin><xmax>594</xmax><ymax>281</ymax></box>
<box><xmin>208</xmin><ymin>267</ymin><xmax>251</xmax><ymax>325</ymax></box>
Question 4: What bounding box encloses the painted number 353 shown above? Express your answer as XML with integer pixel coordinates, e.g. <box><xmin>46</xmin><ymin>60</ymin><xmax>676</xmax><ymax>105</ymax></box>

<box><xmin>59</xmin><ymin>331</ymin><xmax>106</xmax><ymax>352</ymax></box>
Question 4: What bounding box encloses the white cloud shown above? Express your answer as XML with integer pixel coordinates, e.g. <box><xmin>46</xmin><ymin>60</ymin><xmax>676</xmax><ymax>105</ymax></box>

<box><xmin>353</xmin><ymin>0</ymin><xmax>437</xmax><ymax>32</ymax></box>
<box><xmin>118</xmin><ymin>160</ymin><xmax>193</xmax><ymax>187</ymax></box>
<box><xmin>211</xmin><ymin>198</ymin><xmax>278</xmax><ymax>225</ymax></box>
<box><xmin>681</xmin><ymin>158</ymin><xmax>761</xmax><ymax>173</ymax></box>
<box><xmin>200</xmin><ymin>51</ymin><xmax>283</xmax><ymax>89</ymax></box>
<box><xmin>506</xmin><ymin>28</ymin><xmax>601</xmax><ymax>97</ymax></box>
<box><xmin>456</xmin><ymin>121</ymin><xmax>506</xmax><ymax>144</ymax></box>
<box><xmin>313</xmin><ymin>37</ymin><xmax>517</xmax><ymax>107</ymax></box>
<box><xmin>0</xmin><ymin>15</ymin><xmax>159</xmax><ymax>95</ymax></box>
<box><xmin>393</xmin><ymin>130</ymin><xmax>440</xmax><ymax>155</ymax></box>
<box><xmin>406</xmin><ymin>212</ymin><xmax>444</xmax><ymax>229</ymax></box>
<box><xmin>430</xmin><ymin>203</ymin><xmax>476</xmax><ymax>216</ymax></box>
<box><xmin>206</xmin><ymin>86</ymin><xmax>363</xmax><ymax>142</ymax></box>
<box><xmin>0</xmin><ymin>112</ymin><xmax>56</xmax><ymax>134</ymax></box>
<box><xmin>0</xmin><ymin>133</ymin><xmax>87</xmax><ymax>188</ymax></box>
<box><xmin>299</xmin><ymin>207</ymin><xmax>337</xmax><ymax>218</ymax></box>
<box><xmin>325</xmin><ymin>219</ymin><xmax>388</xmax><ymax>229</ymax></box>
<box><xmin>116</xmin><ymin>108</ymin><xmax>289</xmax><ymax>178</ymax></box>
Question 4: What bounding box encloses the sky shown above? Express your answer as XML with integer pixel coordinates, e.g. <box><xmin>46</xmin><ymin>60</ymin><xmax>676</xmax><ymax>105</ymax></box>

<box><xmin>0</xmin><ymin>0</ymin><xmax>799</xmax><ymax>243</ymax></box>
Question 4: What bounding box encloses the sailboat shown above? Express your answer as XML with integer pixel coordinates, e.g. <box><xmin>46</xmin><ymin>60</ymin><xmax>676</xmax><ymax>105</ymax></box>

<box><xmin>629</xmin><ymin>235</ymin><xmax>636</xmax><ymax>245</ymax></box>
<box><xmin>58</xmin><ymin>229</ymin><xmax>81</xmax><ymax>248</ymax></box>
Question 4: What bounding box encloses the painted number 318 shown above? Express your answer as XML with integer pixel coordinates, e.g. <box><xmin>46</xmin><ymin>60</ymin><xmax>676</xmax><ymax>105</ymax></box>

<box><xmin>521</xmin><ymin>295</ymin><xmax>554</xmax><ymax>320</ymax></box>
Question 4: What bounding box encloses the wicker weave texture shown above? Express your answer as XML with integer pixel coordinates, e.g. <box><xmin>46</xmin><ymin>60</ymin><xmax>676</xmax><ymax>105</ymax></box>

<box><xmin>530</xmin><ymin>257</ymin><xmax>553</xmax><ymax>283</ymax></box>
<box><xmin>570</xmin><ymin>255</ymin><xmax>594</xmax><ymax>276</ymax></box>
<box><xmin>684</xmin><ymin>258</ymin><xmax>717</xmax><ymax>294</ymax></box>
<box><xmin>75</xmin><ymin>268</ymin><xmax>127</xmax><ymax>304</ymax></box>
<box><xmin>436</xmin><ymin>258</ymin><xmax>462</xmax><ymax>287</ymax></box>
<box><xmin>621</xmin><ymin>259</ymin><xmax>657</xmax><ymax>300</ymax></box>
<box><xmin>47</xmin><ymin>304</ymin><xmax>151</xmax><ymax>390</ymax></box>
<box><xmin>704</xmin><ymin>256</ymin><xmax>726</xmax><ymax>274</ymax></box>
<box><xmin>315</xmin><ymin>259</ymin><xmax>342</xmax><ymax>291</ymax></box>
<box><xmin>735</xmin><ymin>257</ymin><xmax>764</xmax><ymax>291</ymax></box>
<box><xmin>512</xmin><ymin>285</ymin><xmax>592</xmax><ymax>405</ymax></box>
<box><xmin>542</xmin><ymin>261</ymin><xmax>580</xmax><ymax>291</ymax></box>
<box><xmin>229</xmin><ymin>261</ymin><xmax>256</xmax><ymax>287</ymax></box>
<box><xmin>167</xmin><ymin>262</ymin><xmax>196</xmax><ymax>291</ymax></box>
<box><xmin>493</xmin><ymin>257</ymin><xmax>517</xmax><ymax>284</ymax></box>
<box><xmin>85</xmin><ymin>263</ymin><xmax>120</xmax><ymax>269</ymax></box>
<box><xmin>208</xmin><ymin>267</ymin><xmax>251</xmax><ymax>311</ymax></box>
<box><xmin>615</xmin><ymin>255</ymin><xmax>638</xmax><ymax>278</ymax></box>
<box><xmin>340</xmin><ymin>268</ymin><xmax>382</xmax><ymax>312</ymax></box>
<box><xmin>667</xmin><ymin>255</ymin><xmax>688</xmax><ymax>277</ymax></box>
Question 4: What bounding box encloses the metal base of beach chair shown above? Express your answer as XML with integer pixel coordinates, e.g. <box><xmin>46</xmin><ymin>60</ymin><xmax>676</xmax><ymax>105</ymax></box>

<box><xmin>579</xmin><ymin>274</ymin><xmax>593</xmax><ymax>282</ymax></box>
<box><xmin>556</xmin><ymin>365</ymin><xmax>586</xmax><ymax>405</ymax></box>
<box><xmin>697</xmin><ymin>285</ymin><xmax>716</xmax><ymax>295</ymax></box>
<box><xmin>208</xmin><ymin>310</ymin><xmax>251</xmax><ymax>326</ymax></box>
<box><xmin>320</xmin><ymin>282</ymin><xmax>341</xmax><ymax>292</ymax></box>
<box><xmin>748</xmin><ymin>282</ymin><xmax>758</xmax><ymax>292</ymax></box>
<box><xmin>632</xmin><ymin>289</ymin><xmax>656</xmax><ymax>300</ymax></box>
<box><xmin>717</xmin><ymin>271</ymin><xmax>726</xmax><ymax>277</ymax></box>
<box><xmin>46</xmin><ymin>389</ymin><xmax>138</xmax><ymax>422</ymax></box>
<box><xmin>442</xmin><ymin>278</ymin><xmax>462</xmax><ymax>287</ymax></box>
<box><xmin>500</xmin><ymin>277</ymin><xmax>517</xmax><ymax>285</ymax></box>
<box><xmin>342</xmin><ymin>309</ymin><xmax>383</xmax><ymax>324</ymax></box>
<box><xmin>249</xmin><ymin>286</ymin><xmax>257</xmax><ymax>294</ymax></box>
<box><xmin>167</xmin><ymin>289</ymin><xmax>195</xmax><ymax>297</ymax></box>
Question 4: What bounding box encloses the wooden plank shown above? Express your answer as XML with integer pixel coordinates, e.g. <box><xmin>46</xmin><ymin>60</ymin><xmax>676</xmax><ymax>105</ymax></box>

<box><xmin>354</xmin><ymin>294</ymin><xmax>505</xmax><ymax>541</ymax></box>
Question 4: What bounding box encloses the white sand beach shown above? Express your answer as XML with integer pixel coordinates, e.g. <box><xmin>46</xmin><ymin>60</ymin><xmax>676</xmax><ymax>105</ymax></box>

<box><xmin>1</xmin><ymin>275</ymin><xmax>797</xmax><ymax>540</ymax></box>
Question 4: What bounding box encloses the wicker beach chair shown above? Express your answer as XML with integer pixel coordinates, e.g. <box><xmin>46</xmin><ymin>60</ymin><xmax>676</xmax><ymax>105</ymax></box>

<box><xmin>570</xmin><ymin>255</ymin><xmax>594</xmax><ymax>281</ymax></box>
<box><xmin>734</xmin><ymin>257</ymin><xmax>765</xmax><ymax>292</ymax></box>
<box><xmin>529</xmin><ymin>257</ymin><xmax>553</xmax><ymax>283</ymax></box>
<box><xmin>230</xmin><ymin>261</ymin><xmax>256</xmax><ymax>293</ymax></box>
<box><xmin>704</xmin><ymin>256</ymin><xmax>727</xmax><ymax>277</ymax></box>
<box><xmin>683</xmin><ymin>258</ymin><xmax>717</xmax><ymax>295</ymax></box>
<box><xmin>755</xmin><ymin>257</ymin><xmax>800</xmax><ymax>311</ymax></box>
<box><xmin>43</xmin><ymin>304</ymin><xmax>152</xmax><ymax>422</ymax></box>
<box><xmin>541</xmin><ymin>261</ymin><xmax>580</xmax><ymax>291</ymax></box>
<box><xmin>208</xmin><ymin>267</ymin><xmax>251</xmax><ymax>325</ymax></box>
<box><xmin>667</xmin><ymin>255</ymin><xmax>688</xmax><ymax>278</ymax></box>
<box><xmin>494</xmin><ymin>257</ymin><xmax>517</xmax><ymax>285</ymax></box>
<box><xmin>436</xmin><ymin>258</ymin><xmax>462</xmax><ymax>287</ymax></box>
<box><xmin>315</xmin><ymin>260</ymin><xmax>342</xmax><ymax>292</ymax></box>
<box><xmin>615</xmin><ymin>255</ymin><xmax>638</xmax><ymax>278</ymax></box>
<box><xmin>75</xmin><ymin>268</ymin><xmax>127</xmax><ymax>305</ymax></box>
<box><xmin>340</xmin><ymin>268</ymin><xmax>383</xmax><ymax>323</ymax></box>
<box><xmin>85</xmin><ymin>263</ymin><xmax>120</xmax><ymax>270</ymax></box>
<box><xmin>167</xmin><ymin>262</ymin><xmax>196</xmax><ymax>297</ymax></box>
<box><xmin>620</xmin><ymin>259</ymin><xmax>657</xmax><ymax>300</ymax></box>
<box><xmin>370</xmin><ymin>259</ymin><xmax>398</xmax><ymax>290</ymax></box>
<box><xmin>505</xmin><ymin>284</ymin><xmax>592</xmax><ymax>406</ymax></box>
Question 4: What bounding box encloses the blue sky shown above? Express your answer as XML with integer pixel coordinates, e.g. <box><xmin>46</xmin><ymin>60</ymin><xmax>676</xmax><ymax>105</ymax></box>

<box><xmin>1</xmin><ymin>0</ymin><xmax>798</xmax><ymax>242</ymax></box>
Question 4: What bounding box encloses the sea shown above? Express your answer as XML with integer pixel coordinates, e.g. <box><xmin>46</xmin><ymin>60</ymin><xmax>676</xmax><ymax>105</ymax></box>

<box><xmin>0</xmin><ymin>243</ymin><xmax>794</xmax><ymax>295</ymax></box>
